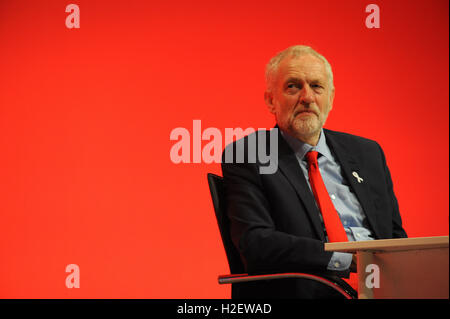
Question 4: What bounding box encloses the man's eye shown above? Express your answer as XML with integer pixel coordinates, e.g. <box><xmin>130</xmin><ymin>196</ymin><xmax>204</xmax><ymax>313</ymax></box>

<box><xmin>287</xmin><ymin>83</ymin><xmax>300</xmax><ymax>90</ymax></box>
<box><xmin>286</xmin><ymin>84</ymin><xmax>299</xmax><ymax>93</ymax></box>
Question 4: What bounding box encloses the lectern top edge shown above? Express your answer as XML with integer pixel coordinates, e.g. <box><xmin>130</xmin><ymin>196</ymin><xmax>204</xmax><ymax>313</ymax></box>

<box><xmin>324</xmin><ymin>236</ymin><xmax>449</xmax><ymax>253</ymax></box>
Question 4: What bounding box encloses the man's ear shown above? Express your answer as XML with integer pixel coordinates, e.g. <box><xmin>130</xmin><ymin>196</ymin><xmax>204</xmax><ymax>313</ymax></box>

<box><xmin>329</xmin><ymin>88</ymin><xmax>335</xmax><ymax>110</ymax></box>
<box><xmin>264</xmin><ymin>91</ymin><xmax>276</xmax><ymax>114</ymax></box>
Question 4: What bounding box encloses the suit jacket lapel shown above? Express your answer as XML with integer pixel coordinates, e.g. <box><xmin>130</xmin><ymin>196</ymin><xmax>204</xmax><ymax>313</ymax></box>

<box><xmin>275</xmin><ymin>129</ymin><xmax>326</xmax><ymax>241</ymax></box>
<box><xmin>324</xmin><ymin>130</ymin><xmax>382</xmax><ymax>239</ymax></box>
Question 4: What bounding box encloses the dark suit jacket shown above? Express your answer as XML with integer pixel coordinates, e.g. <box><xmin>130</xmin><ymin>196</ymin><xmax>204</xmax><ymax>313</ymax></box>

<box><xmin>221</xmin><ymin>127</ymin><xmax>407</xmax><ymax>298</ymax></box>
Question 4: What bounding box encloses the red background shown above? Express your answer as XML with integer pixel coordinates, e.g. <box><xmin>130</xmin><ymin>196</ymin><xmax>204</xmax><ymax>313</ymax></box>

<box><xmin>0</xmin><ymin>0</ymin><xmax>448</xmax><ymax>298</ymax></box>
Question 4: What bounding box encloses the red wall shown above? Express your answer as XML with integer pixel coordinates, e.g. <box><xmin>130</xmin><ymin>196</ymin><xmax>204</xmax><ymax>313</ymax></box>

<box><xmin>0</xmin><ymin>0</ymin><xmax>448</xmax><ymax>298</ymax></box>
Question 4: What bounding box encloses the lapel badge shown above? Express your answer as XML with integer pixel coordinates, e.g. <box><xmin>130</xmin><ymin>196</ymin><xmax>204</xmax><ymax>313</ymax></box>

<box><xmin>352</xmin><ymin>171</ymin><xmax>364</xmax><ymax>183</ymax></box>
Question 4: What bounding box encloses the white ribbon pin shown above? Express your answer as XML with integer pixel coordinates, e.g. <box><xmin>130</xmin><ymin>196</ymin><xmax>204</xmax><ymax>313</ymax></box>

<box><xmin>352</xmin><ymin>171</ymin><xmax>364</xmax><ymax>183</ymax></box>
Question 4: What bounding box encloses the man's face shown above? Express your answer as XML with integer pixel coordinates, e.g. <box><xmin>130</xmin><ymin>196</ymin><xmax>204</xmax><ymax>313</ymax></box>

<box><xmin>265</xmin><ymin>54</ymin><xmax>335</xmax><ymax>145</ymax></box>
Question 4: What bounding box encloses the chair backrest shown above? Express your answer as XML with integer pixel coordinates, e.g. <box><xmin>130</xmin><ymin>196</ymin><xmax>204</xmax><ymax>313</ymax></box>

<box><xmin>207</xmin><ymin>173</ymin><xmax>245</xmax><ymax>274</ymax></box>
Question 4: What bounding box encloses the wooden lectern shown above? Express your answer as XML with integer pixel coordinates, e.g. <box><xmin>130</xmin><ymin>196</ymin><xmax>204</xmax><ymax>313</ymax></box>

<box><xmin>325</xmin><ymin>236</ymin><xmax>449</xmax><ymax>299</ymax></box>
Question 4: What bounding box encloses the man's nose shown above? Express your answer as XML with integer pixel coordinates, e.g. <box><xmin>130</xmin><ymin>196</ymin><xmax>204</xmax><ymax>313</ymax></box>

<box><xmin>299</xmin><ymin>85</ymin><xmax>314</xmax><ymax>105</ymax></box>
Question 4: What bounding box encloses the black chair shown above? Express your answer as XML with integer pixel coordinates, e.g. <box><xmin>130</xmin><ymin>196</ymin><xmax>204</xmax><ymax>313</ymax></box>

<box><xmin>207</xmin><ymin>173</ymin><xmax>357</xmax><ymax>299</ymax></box>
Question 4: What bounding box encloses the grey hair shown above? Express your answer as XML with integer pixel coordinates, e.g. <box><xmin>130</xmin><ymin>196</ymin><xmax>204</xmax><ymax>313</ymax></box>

<box><xmin>265</xmin><ymin>45</ymin><xmax>334</xmax><ymax>92</ymax></box>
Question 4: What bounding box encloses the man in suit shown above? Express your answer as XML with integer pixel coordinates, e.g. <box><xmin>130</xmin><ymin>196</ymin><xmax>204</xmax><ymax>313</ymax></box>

<box><xmin>221</xmin><ymin>45</ymin><xmax>407</xmax><ymax>298</ymax></box>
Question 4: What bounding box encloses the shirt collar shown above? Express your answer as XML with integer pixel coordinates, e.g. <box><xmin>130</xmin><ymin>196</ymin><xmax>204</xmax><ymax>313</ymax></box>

<box><xmin>280</xmin><ymin>128</ymin><xmax>333</xmax><ymax>161</ymax></box>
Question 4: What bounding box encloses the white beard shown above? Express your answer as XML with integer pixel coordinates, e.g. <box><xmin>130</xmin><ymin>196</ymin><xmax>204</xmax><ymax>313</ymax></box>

<box><xmin>290</xmin><ymin>113</ymin><xmax>326</xmax><ymax>142</ymax></box>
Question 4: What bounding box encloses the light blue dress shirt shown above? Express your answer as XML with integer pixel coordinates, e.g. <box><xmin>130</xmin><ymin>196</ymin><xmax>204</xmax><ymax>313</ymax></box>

<box><xmin>280</xmin><ymin>129</ymin><xmax>374</xmax><ymax>271</ymax></box>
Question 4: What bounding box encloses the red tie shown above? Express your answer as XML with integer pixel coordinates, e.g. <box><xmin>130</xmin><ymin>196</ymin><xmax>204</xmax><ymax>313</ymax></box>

<box><xmin>306</xmin><ymin>151</ymin><xmax>348</xmax><ymax>242</ymax></box>
<box><xmin>306</xmin><ymin>151</ymin><xmax>358</xmax><ymax>292</ymax></box>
